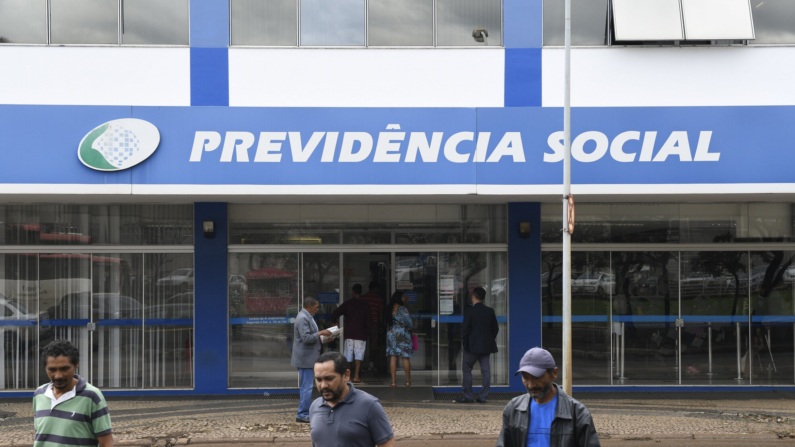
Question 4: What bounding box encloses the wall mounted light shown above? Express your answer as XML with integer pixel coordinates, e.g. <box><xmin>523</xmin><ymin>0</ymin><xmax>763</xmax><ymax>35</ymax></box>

<box><xmin>472</xmin><ymin>28</ymin><xmax>489</xmax><ymax>43</ymax></box>
<box><xmin>203</xmin><ymin>221</ymin><xmax>215</xmax><ymax>239</ymax></box>
<box><xmin>519</xmin><ymin>222</ymin><xmax>531</xmax><ymax>239</ymax></box>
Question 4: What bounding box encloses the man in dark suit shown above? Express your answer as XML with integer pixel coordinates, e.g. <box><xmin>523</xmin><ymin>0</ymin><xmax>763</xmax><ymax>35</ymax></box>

<box><xmin>455</xmin><ymin>286</ymin><xmax>499</xmax><ymax>403</ymax></box>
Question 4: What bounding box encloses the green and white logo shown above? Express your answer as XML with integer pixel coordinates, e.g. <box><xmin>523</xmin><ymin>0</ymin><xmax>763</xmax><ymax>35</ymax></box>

<box><xmin>78</xmin><ymin>118</ymin><xmax>160</xmax><ymax>171</ymax></box>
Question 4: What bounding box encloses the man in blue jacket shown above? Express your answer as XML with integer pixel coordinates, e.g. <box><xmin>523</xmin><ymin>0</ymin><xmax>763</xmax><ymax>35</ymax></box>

<box><xmin>291</xmin><ymin>297</ymin><xmax>333</xmax><ymax>423</ymax></box>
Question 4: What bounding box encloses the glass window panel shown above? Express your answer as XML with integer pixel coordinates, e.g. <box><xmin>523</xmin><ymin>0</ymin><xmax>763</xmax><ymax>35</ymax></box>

<box><xmin>122</xmin><ymin>0</ymin><xmax>189</xmax><ymax>45</ymax></box>
<box><xmin>39</xmin><ymin>254</ymin><xmax>91</xmax><ymax>383</ymax></box>
<box><xmin>680</xmin><ymin>203</ymin><xmax>748</xmax><ymax>243</ymax></box>
<box><xmin>681</xmin><ymin>251</ymin><xmax>749</xmax><ymax>383</ymax></box>
<box><xmin>748</xmin><ymin>203</ymin><xmax>792</xmax><ymax>242</ymax></box>
<box><xmin>395</xmin><ymin>252</ymin><xmax>437</xmax><ymax>386</ymax></box>
<box><xmin>300</xmin><ymin>0</ymin><xmax>365</xmax><ymax>46</ymax></box>
<box><xmin>0</xmin><ymin>0</ymin><xmax>47</xmax><ymax>44</ymax></box>
<box><xmin>145</xmin><ymin>253</ymin><xmax>194</xmax><ymax>388</ymax></box>
<box><xmin>750</xmin><ymin>251</ymin><xmax>794</xmax><ymax>384</ymax></box>
<box><xmin>610</xmin><ymin>204</ymin><xmax>678</xmax><ymax>243</ymax></box>
<box><xmin>612</xmin><ymin>0</ymin><xmax>683</xmax><ymax>41</ymax></box>
<box><xmin>92</xmin><ymin>254</ymin><xmax>143</xmax><ymax>389</ymax></box>
<box><xmin>231</xmin><ymin>0</ymin><xmax>297</xmax><ymax>46</ymax></box>
<box><xmin>543</xmin><ymin>0</ymin><xmax>608</xmax><ymax>46</ymax></box>
<box><xmin>751</xmin><ymin>0</ymin><xmax>795</xmax><ymax>44</ymax></box>
<box><xmin>50</xmin><ymin>0</ymin><xmax>119</xmax><ymax>45</ymax></box>
<box><xmin>436</xmin><ymin>0</ymin><xmax>502</xmax><ymax>46</ymax></box>
<box><xmin>228</xmin><ymin>253</ymin><xmax>300</xmax><ymax>387</ymax></box>
<box><xmin>542</xmin><ymin>251</ymin><xmax>611</xmax><ymax>385</ymax></box>
<box><xmin>0</xmin><ymin>254</ymin><xmax>38</xmax><ymax>390</ymax></box>
<box><xmin>304</xmin><ymin>252</ymin><xmax>340</xmax><ymax>336</ymax></box>
<box><xmin>611</xmin><ymin>251</ymin><xmax>679</xmax><ymax>384</ymax></box>
<box><xmin>681</xmin><ymin>0</ymin><xmax>754</xmax><ymax>40</ymax></box>
<box><xmin>368</xmin><ymin>0</ymin><xmax>433</xmax><ymax>46</ymax></box>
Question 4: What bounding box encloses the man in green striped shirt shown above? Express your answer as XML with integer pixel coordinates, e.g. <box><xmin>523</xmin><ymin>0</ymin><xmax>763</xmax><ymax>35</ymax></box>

<box><xmin>33</xmin><ymin>340</ymin><xmax>114</xmax><ymax>447</ymax></box>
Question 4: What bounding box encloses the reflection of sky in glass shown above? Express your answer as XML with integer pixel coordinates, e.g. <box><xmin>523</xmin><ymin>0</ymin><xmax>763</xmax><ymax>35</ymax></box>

<box><xmin>368</xmin><ymin>0</ymin><xmax>432</xmax><ymax>46</ymax></box>
<box><xmin>543</xmin><ymin>0</ymin><xmax>608</xmax><ymax>46</ymax></box>
<box><xmin>122</xmin><ymin>0</ymin><xmax>189</xmax><ymax>45</ymax></box>
<box><xmin>51</xmin><ymin>0</ymin><xmax>118</xmax><ymax>44</ymax></box>
<box><xmin>0</xmin><ymin>0</ymin><xmax>47</xmax><ymax>43</ymax></box>
<box><xmin>436</xmin><ymin>0</ymin><xmax>502</xmax><ymax>46</ymax></box>
<box><xmin>751</xmin><ymin>0</ymin><xmax>795</xmax><ymax>44</ymax></box>
<box><xmin>301</xmin><ymin>0</ymin><xmax>365</xmax><ymax>46</ymax></box>
<box><xmin>232</xmin><ymin>0</ymin><xmax>297</xmax><ymax>46</ymax></box>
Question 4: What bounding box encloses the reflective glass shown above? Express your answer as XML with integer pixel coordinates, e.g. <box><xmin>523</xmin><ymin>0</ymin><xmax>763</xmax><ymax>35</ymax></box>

<box><xmin>395</xmin><ymin>252</ymin><xmax>437</xmax><ymax>386</ymax></box>
<box><xmin>122</xmin><ymin>0</ymin><xmax>189</xmax><ymax>45</ymax></box>
<box><xmin>228</xmin><ymin>253</ymin><xmax>300</xmax><ymax>387</ymax></box>
<box><xmin>0</xmin><ymin>254</ymin><xmax>38</xmax><ymax>390</ymax></box>
<box><xmin>231</xmin><ymin>0</ymin><xmax>297</xmax><ymax>46</ymax></box>
<box><xmin>611</xmin><ymin>251</ymin><xmax>679</xmax><ymax>384</ymax></box>
<box><xmin>679</xmin><ymin>204</ymin><xmax>747</xmax><ymax>243</ymax></box>
<box><xmin>368</xmin><ymin>0</ymin><xmax>433</xmax><ymax>46</ymax></box>
<box><xmin>436</xmin><ymin>0</ymin><xmax>502</xmax><ymax>46</ymax></box>
<box><xmin>39</xmin><ymin>254</ymin><xmax>91</xmax><ymax>383</ymax></box>
<box><xmin>304</xmin><ymin>252</ymin><xmax>340</xmax><ymax>339</ymax></box>
<box><xmin>751</xmin><ymin>0</ymin><xmax>795</xmax><ymax>44</ymax></box>
<box><xmin>145</xmin><ymin>253</ymin><xmax>194</xmax><ymax>388</ymax></box>
<box><xmin>0</xmin><ymin>0</ymin><xmax>47</xmax><ymax>44</ymax></box>
<box><xmin>543</xmin><ymin>0</ymin><xmax>608</xmax><ymax>46</ymax></box>
<box><xmin>680</xmin><ymin>252</ymin><xmax>749</xmax><ymax>383</ymax></box>
<box><xmin>542</xmin><ymin>251</ymin><xmax>611</xmax><ymax>385</ymax></box>
<box><xmin>439</xmin><ymin>252</ymin><xmax>508</xmax><ymax>387</ymax></box>
<box><xmin>50</xmin><ymin>0</ymin><xmax>119</xmax><ymax>45</ymax></box>
<box><xmin>300</xmin><ymin>0</ymin><xmax>365</xmax><ymax>46</ymax></box>
<box><xmin>92</xmin><ymin>254</ymin><xmax>143</xmax><ymax>389</ymax></box>
<box><xmin>748</xmin><ymin>203</ymin><xmax>793</xmax><ymax>242</ymax></box>
<box><xmin>749</xmin><ymin>251</ymin><xmax>794</xmax><ymax>384</ymax></box>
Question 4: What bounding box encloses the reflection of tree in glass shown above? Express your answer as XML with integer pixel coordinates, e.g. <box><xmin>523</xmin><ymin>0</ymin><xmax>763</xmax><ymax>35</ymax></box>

<box><xmin>689</xmin><ymin>252</ymin><xmax>747</xmax><ymax>317</ymax></box>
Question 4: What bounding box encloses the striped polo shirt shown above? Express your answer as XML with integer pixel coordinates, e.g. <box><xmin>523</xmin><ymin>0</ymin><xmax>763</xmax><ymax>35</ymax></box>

<box><xmin>33</xmin><ymin>375</ymin><xmax>112</xmax><ymax>447</ymax></box>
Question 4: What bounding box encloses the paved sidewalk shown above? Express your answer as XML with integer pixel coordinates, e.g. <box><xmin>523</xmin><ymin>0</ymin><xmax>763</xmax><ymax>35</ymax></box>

<box><xmin>2</xmin><ymin>393</ymin><xmax>795</xmax><ymax>446</ymax></box>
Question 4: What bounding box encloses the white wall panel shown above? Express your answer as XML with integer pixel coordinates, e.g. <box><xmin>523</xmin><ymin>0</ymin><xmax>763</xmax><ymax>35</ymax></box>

<box><xmin>543</xmin><ymin>47</ymin><xmax>795</xmax><ymax>107</ymax></box>
<box><xmin>229</xmin><ymin>49</ymin><xmax>504</xmax><ymax>107</ymax></box>
<box><xmin>0</xmin><ymin>47</ymin><xmax>190</xmax><ymax>106</ymax></box>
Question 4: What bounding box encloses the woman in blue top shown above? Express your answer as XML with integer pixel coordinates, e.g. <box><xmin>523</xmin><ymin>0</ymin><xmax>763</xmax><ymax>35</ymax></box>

<box><xmin>384</xmin><ymin>291</ymin><xmax>413</xmax><ymax>387</ymax></box>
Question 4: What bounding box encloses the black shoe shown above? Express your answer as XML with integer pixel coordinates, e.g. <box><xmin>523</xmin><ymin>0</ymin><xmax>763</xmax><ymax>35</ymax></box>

<box><xmin>476</xmin><ymin>398</ymin><xmax>487</xmax><ymax>403</ymax></box>
<box><xmin>453</xmin><ymin>398</ymin><xmax>474</xmax><ymax>403</ymax></box>
<box><xmin>296</xmin><ymin>417</ymin><xmax>310</xmax><ymax>423</ymax></box>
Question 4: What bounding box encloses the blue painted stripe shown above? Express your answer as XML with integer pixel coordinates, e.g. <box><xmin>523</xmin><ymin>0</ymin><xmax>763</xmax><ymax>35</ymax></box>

<box><xmin>230</xmin><ymin>317</ymin><xmax>294</xmax><ymax>325</ymax></box>
<box><xmin>146</xmin><ymin>319</ymin><xmax>194</xmax><ymax>326</ymax></box>
<box><xmin>97</xmin><ymin>319</ymin><xmax>142</xmax><ymax>327</ymax></box>
<box><xmin>40</xmin><ymin>319</ymin><xmax>91</xmax><ymax>327</ymax></box>
<box><xmin>190</xmin><ymin>48</ymin><xmax>229</xmax><ymax>107</ymax></box>
<box><xmin>543</xmin><ymin>315</ymin><xmax>755</xmax><ymax>323</ymax></box>
<box><xmin>0</xmin><ymin>319</ymin><xmax>36</xmax><ymax>327</ymax></box>
<box><xmin>573</xmin><ymin>386</ymin><xmax>795</xmax><ymax>392</ymax></box>
<box><xmin>189</xmin><ymin>0</ymin><xmax>230</xmax><ymax>48</ymax></box>
<box><xmin>504</xmin><ymin>48</ymin><xmax>542</xmax><ymax>107</ymax></box>
<box><xmin>752</xmin><ymin>316</ymin><xmax>795</xmax><ymax>323</ymax></box>
<box><xmin>543</xmin><ymin>316</ymin><xmax>609</xmax><ymax>323</ymax></box>
<box><xmin>437</xmin><ymin>316</ymin><xmax>509</xmax><ymax>323</ymax></box>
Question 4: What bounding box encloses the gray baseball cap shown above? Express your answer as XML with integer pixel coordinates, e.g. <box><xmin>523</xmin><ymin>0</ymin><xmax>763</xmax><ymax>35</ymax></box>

<box><xmin>514</xmin><ymin>347</ymin><xmax>556</xmax><ymax>377</ymax></box>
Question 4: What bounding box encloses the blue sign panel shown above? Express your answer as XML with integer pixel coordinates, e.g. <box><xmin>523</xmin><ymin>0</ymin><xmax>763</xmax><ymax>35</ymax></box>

<box><xmin>404</xmin><ymin>292</ymin><xmax>418</xmax><ymax>303</ymax></box>
<box><xmin>317</xmin><ymin>292</ymin><xmax>339</xmax><ymax>304</ymax></box>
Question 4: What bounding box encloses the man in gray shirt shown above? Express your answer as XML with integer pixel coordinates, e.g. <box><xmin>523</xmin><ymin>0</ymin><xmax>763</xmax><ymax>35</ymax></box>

<box><xmin>309</xmin><ymin>351</ymin><xmax>395</xmax><ymax>447</ymax></box>
<box><xmin>292</xmin><ymin>298</ymin><xmax>333</xmax><ymax>424</ymax></box>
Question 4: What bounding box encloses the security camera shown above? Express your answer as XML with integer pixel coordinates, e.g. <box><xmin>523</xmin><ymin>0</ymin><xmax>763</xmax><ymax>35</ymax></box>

<box><xmin>472</xmin><ymin>28</ymin><xmax>489</xmax><ymax>43</ymax></box>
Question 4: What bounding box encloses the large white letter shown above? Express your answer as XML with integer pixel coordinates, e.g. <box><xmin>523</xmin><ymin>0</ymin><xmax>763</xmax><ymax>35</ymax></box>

<box><xmin>653</xmin><ymin>131</ymin><xmax>692</xmax><ymax>162</ymax></box>
<box><xmin>487</xmin><ymin>132</ymin><xmax>525</xmax><ymax>162</ymax></box>
<box><xmin>254</xmin><ymin>132</ymin><xmax>286</xmax><ymax>162</ymax></box>
<box><xmin>572</xmin><ymin>131</ymin><xmax>609</xmax><ymax>163</ymax></box>
<box><xmin>189</xmin><ymin>131</ymin><xmax>221</xmax><ymax>162</ymax></box>
<box><xmin>610</xmin><ymin>131</ymin><xmax>640</xmax><ymax>162</ymax></box>
<box><xmin>339</xmin><ymin>132</ymin><xmax>373</xmax><ymax>162</ymax></box>
<box><xmin>220</xmin><ymin>132</ymin><xmax>255</xmax><ymax>162</ymax></box>
<box><xmin>475</xmin><ymin>132</ymin><xmax>491</xmax><ymax>162</ymax></box>
<box><xmin>405</xmin><ymin>132</ymin><xmax>442</xmax><ymax>162</ymax></box>
<box><xmin>639</xmin><ymin>131</ymin><xmax>657</xmax><ymax>162</ymax></box>
<box><xmin>373</xmin><ymin>131</ymin><xmax>405</xmax><ymax>162</ymax></box>
<box><xmin>545</xmin><ymin>131</ymin><xmax>564</xmax><ymax>163</ymax></box>
<box><xmin>444</xmin><ymin>132</ymin><xmax>474</xmax><ymax>163</ymax></box>
<box><xmin>321</xmin><ymin>132</ymin><xmax>339</xmax><ymax>162</ymax></box>
<box><xmin>289</xmin><ymin>132</ymin><xmax>325</xmax><ymax>162</ymax></box>
<box><xmin>693</xmin><ymin>131</ymin><xmax>719</xmax><ymax>161</ymax></box>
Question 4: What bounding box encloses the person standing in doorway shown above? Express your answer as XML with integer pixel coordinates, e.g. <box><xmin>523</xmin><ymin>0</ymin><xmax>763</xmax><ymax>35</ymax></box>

<box><xmin>384</xmin><ymin>291</ymin><xmax>413</xmax><ymax>387</ymax></box>
<box><xmin>310</xmin><ymin>351</ymin><xmax>395</xmax><ymax>447</ymax></box>
<box><xmin>496</xmin><ymin>347</ymin><xmax>601</xmax><ymax>447</ymax></box>
<box><xmin>360</xmin><ymin>281</ymin><xmax>384</xmax><ymax>371</ymax></box>
<box><xmin>331</xmin><ymin>284</ymin><xmax>372</xmax><ymax>384</ymax></box>
<box><xmin>455</xmin><ymin>286</ymin><xmax>499</xmax><ymax>403</ymax></box>
<box><xmin>292</xmin><ymin>297</ymin><xmax>333</xmax><ymax>424</ymax></box>
<box><xmin>34</xmin><ymin>340</ymin><xmax>114</xmax><ymax>447</ymax></box>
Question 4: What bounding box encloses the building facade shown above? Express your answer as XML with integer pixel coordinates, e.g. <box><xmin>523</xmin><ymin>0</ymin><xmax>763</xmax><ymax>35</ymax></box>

<box><xmin>1</xmin><ymin>0</ymin><xmax>794</xmax><ymax>395</ymax></box>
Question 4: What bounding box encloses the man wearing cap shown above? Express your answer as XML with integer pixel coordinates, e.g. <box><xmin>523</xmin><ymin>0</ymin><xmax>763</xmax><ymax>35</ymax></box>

<box><xmin>496</xmin><ymin>347</ymin><xmax>600</xmax><ymax>447</ymax></box>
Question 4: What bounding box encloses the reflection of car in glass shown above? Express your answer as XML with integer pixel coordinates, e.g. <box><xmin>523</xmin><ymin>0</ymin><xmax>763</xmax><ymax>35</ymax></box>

<box><xmin>680</xmin><ymin>272</ymin><xmax>714</xmax><ymax>297</ymax></box>
<box><xmin>157</xmin><ymin>268</ymin><xmax>194</xmax><ymax>292</ymax></box>
<box><xmin>245</xmin><ymin>268</ymin><xmax>296</xmax><ymax>315</ymax></box>
<box><xmin>572</xmin><ymin>272</ymin><xmax>614</xmax><ymax>297</ymax></box>
<box><xmin>784</xmin><ymin>266</ymin><xmax>795</xmax><ymax>284</ymax></box>
<box><xmin>730</xmin><ymin>266</ymin><xmax>767</xmax><ymax>293</ymax></box>
<box><xmin>1</xmin><ymin>297</ymin><xmax>39</xmax><ymax>350</ymax></box>
<box><xmin>145</xmin><ymin>292</ymin><xmax>193</xmax><ymax>319</ymax></box>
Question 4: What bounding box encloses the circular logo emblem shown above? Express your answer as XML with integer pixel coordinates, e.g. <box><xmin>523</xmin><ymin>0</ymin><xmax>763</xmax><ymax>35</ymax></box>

<box><xmin>78</xmin><ymin>118</ymin><xmax>160</xmax><ymax>171</ymax></box>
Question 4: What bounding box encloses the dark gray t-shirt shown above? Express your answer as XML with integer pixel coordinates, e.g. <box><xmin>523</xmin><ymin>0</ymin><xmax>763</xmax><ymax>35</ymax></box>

<box><xmin>309</xmin><ymin>383</ymin><xmax>394</xmax><ymax>447</ymax></box>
